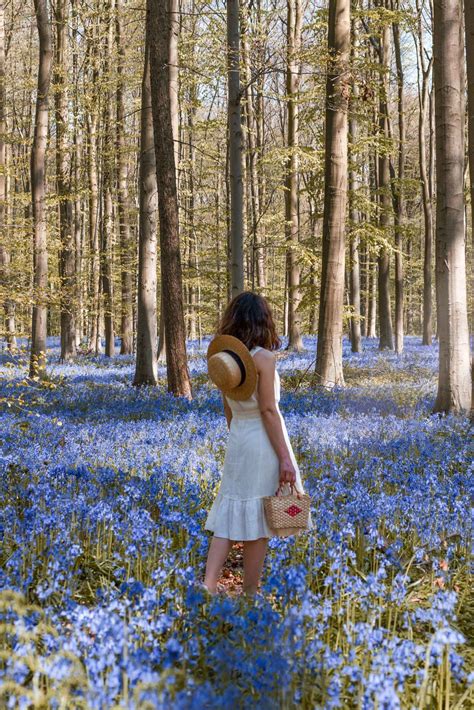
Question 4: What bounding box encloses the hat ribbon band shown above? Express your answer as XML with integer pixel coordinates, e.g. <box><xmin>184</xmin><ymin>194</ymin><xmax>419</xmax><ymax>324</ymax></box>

<box><xmin>223</xmin><ymin>349</ymin><xmax>246</xmax><ymax>387</ymax></box>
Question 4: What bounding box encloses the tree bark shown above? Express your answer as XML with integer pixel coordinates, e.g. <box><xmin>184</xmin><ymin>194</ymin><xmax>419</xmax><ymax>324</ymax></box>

<box><xmin>72</xmin><ymin>0</ymin><xmax>83</xmax><ymax>349</ymax></box>
<box><xmin>255</xmin><ymin>0</ymin><xmax>267</xmax><ymax>291</ymax></box>
<box><xmin>54</xmin><ymin>0</ymin><xmax>76</xmax><ymax>362</ymax></box>
<box><xmin>308</xmin><ymin>197</ymin><xmax>319</xmax><ymax>334</ymax></box>
<box><xmin>315</xmin><ymin>0</ymin><xmax>350</xmax><ymax>387</ymax></box>
<box><xmin>433</xmin><ymin>0</ymin><xmax>471</xmax><ymax>413</ymax></box>
<box><xmin>86</xmin><ymin>18</ymin><xmax>101</xmax><ymax>354</ymax></box>
<box><xmin>377</xmin><ymin>5</ymin><xmax>394</xmax><ymax>351</ymax></box>
<box><xmin>392</xmin><ymin>1</ymin><xmax>404</xmax><ymax>354</ymax></box>
<box><xmin>0</xmin><ymin>2</ymin><xmax>15</xmax><ymax>350</ymax></box>
<box><xmin>116</xmin><ymin>0</ymin><xmax>133</xmax><ymax>355</ymax></box>
<box><xmin>348</xmin><ymin>8</ymin><xmax>361</xmax><ymax>353</ymax></box>
<box><xmin>415</xmin><ymin>1</ymin><xmax>434</xmax><ymax>346</ymax></box>
<box><xmin>242</xmin><ymin>5</ymin><xmax>265</xmax><ymax>292</ymax></box>
<box><xmin>226</xmin><ymin>0</ymin><xmax>244</xmax><ymax>297</ymax></box>
<box><xmin>368</xmin><ymin>255</ymin><xmax>377</xmax><ymax>338</ymax></box>
<box><xmin>134</xmin><ymin>39</ymin><xmax>158</xmax><ymax>386</ymax></box>
<box><xmin>157</xmin><ymin>0</ymin><xmax>179</xmax><ymax>361</ymax></box>
<box><xmin>285</xmin><ymin>0</ymin><xmax>303</xmax><ymax>351</ymax></box>
<box><xmin>30</xmin><ymin>0</ymin><xmax>53</xmax><ymax>378</ymax></box>
<box><xmin>464</xmin><ymin>0</ymin><xmax>474</xmax><ymax>415</ymax></box>
<box><xmin>187</xmin><ymin>96</ymin><xmax>198</xmax><ymax>340</ymax></box>
<box><xmin>100</xmin><ymin>0</ymin><xmax>115</xmax><ymax>358</ymax></box>
<box><xmin>148</xmin><ymin>0</ymin><xmax>192</xmax><ymax>398</ymax></box>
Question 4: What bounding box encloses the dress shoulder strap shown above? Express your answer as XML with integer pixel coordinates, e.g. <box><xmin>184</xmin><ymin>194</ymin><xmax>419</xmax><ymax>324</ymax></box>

<box><xmin>250</xmin><ymin>345</ymin><xmax>263</xmax><ymax>353</ymax></box>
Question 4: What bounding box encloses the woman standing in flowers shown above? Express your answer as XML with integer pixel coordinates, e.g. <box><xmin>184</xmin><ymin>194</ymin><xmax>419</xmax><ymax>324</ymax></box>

<box><xmin>203</xmin><ymin>291</ymin><xmax>313</xmax><ymax>595</ymax></box>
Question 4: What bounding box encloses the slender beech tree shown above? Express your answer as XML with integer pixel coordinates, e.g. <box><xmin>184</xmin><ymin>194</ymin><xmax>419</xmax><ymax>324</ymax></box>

<box><xmin>71</xmin><ymin>0</ymin><xmax>83</xmax><ymax>349</ymax></box>
<box><xmin>157</xmin><ymin>0</ymin><xmax>179</xmax><ymax>361</ymax></box>
<box><xmin>315</xmin><ymin>0</ymin><xmax>350</xmax><ymax>387</ymax></box>
<box><xmin>227</xmin><ymin>0</ymin><xmax>244</xmax><ymax>297</ymax></box>
<box><xmin>255</xmin><ymin>0</ymin><xmax>267</xmax><ymax>291</ymax></box>
<box><xmin>148</xmin><ymin>0</ymin><xmax>192</xmax><ymax>398</ymax></box>
<box><xmin>432</xmin><ymin>0</ymin><xmax>471</xmax><ymax>413</ymax></box>
<box><xmin>415</xmin><ymin>0</ymin><xmax>434</xmax><ymax>346</ymax></box>
<box><xmin>464</xmin><ymin>0</ymin><xmax>474</xmax><ymax>413</ymax></box>
<box><xmin>285</xmin><ymin>0</ymin><xmax>303</xmax><ymax>351</ymax></box>
<box><xmin>348</xmin><ymin>7</ymin><xmax>362</xmax><ymax>353</ymax></box>
<box><xmin>116</xmin><ymin>0</ymin><xmax>133</xmax><ymax>355</ymax></box>
<box><xmin>100</xmin><ymin>0</ymin><xmax>115</xmax><ymax>357</ymax></box>
<box><xmin>0</xmin><ymin>0</ymin><xmax>15</xmax><ymax>350</ymax></box>
<box><xmin>134</xmin><ymin>38</ymin><xmax>158</xmax><ymax>386</ymax></box>
<box><xmin>391</xmin><ymin>0</ymin><xmax>404</xmax><ymax>354</ymax></box>
<box><xmin>186</xmin><ymin>86</ymin><xmax>198</xmax><ymax>340</ymax></box>
<box><xmin>466</xmin><ymin>0</ymin><xmax>474</xmax><ymax>231</ymax></box>
<box><xmin>85</xmin><ymin>18</ymin><xmax>101</xmax><ymax>354</ymax></box>
<box><xmin>54</xmin><ymin>0</ymin><xmax>76</xmax><ymax>361</ymax></box>
<box><xmin>377</xmin><ymin>4</ymin><xmax>394</xmax><ymax>350</ymax></box>
<box><xmin>30</xmin><ymin>0</ymin><xmax>53</xmax><ymax>378</ymax></box>
<box><xmin>242</xmin><ymin>5</ymin><xmax>265</xmax><ymax>291</ymax></box>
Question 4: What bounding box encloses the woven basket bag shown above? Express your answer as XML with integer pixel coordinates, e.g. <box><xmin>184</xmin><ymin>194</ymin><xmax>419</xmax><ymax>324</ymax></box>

<box><xmin>263</xmin><ymin>482</ymin><xmax>311</xmax><ymax>538</ymax></box>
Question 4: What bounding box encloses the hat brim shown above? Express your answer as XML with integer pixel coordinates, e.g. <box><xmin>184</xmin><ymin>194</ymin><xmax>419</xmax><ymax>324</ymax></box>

<box><xmin>207</xmin><ymin>334</ymin><xmax>258</xmax><ymax>401</ymax></box>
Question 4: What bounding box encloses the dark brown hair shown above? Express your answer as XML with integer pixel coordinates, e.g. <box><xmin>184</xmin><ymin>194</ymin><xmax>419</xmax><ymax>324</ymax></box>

<box><xmin>216</xmin><ymin>291</ymin><xmax>281</xmax><ymax>351</ymax></box>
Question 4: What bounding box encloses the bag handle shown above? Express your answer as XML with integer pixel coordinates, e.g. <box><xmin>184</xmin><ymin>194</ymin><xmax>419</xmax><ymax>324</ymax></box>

<box><xmin>275</xmin><ymin>481</ymin><xmax>304</xmax><ymax>498</ymax></box>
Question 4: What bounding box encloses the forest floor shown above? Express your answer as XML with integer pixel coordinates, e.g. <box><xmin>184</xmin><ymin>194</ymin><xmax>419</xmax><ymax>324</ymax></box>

<box><xmin>0</xmin><ymin>335</ymin><xmax>472</xmax><ymax>709</ymax></box>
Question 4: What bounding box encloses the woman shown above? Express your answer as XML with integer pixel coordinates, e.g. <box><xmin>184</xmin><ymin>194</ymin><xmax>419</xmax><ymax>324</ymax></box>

<box><xmin>203</xmin><ymin>291</ymin><xmax>313</xmax><ymax>596</ymax></box>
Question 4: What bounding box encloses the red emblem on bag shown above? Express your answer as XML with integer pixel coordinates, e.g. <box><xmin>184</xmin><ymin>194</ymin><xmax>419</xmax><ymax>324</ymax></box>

<box><xmin>285</xmin><ymin>504</ymin><xmax>302</xmax><ymax>517</ymax></box>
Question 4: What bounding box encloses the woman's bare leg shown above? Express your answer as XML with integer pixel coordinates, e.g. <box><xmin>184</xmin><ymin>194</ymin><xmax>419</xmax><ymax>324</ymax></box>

<box><xmin>204</xmin><ymin>536</ymin><xmax>233</xmax><ymax>593</ymax></box>
<box><xmin>242</xmin><ymin>537</ymin><xmax>269</xmax><ymax>595</ymax></box>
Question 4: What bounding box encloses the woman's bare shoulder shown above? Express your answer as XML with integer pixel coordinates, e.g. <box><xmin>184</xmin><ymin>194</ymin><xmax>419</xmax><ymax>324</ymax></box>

<box><xmin>253</xmin><ymin>348</ymin><xmax>276</xmax><ymax>372</ymax></box>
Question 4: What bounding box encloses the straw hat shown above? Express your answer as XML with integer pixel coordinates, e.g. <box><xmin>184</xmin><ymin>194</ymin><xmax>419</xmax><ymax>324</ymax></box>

<box><xmin>207</xmin><ymin>334</ymin><xmax>258</xmax><ymax>401</ymax></box>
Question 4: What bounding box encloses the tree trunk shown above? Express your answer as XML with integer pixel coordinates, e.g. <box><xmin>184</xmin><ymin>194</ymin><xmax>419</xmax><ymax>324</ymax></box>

<box><xmin>433</xmin><ymin>0</ymin><xmax>471</xmax><ymax>413</ymax></box>
<box><xmin>377</xmin><ymin>6</ymin><xmax>394</xmax><ymax>351</ymax></box>
<box><xmin>134</xmin><ymin>39</ymin><xmax>158</xmax><ymax>386</ymax></box>
<box><xmin>148</xmin><ymin>0</ymin><xmax>192</xmax><ymax>398</ymax></box>
<box><xmin>225</xmin><ymin>137</ymin><xmax>232</xmax><ymax>303</ymax></box>
<box><xmin>227</xmin><ymin>0</ymin><xmax>244</xmax><ymax>297</ymax></box>
<box><xmin>392</xmin><ymin>1</ymin><xmax>404</xmax><ymax>354</ymax></box>
<box><xmin>464</xmin><ymin>0</ymin><xmax>474</xmax><ymax>415</ymax></box>
<box><xmin>157</xmin><ymin>286</ymin><xmax>166</xmax><ymax>361</ymax></box>
<box><xmin>86</xmin><ymin>18</ymin><xmax>101</xmax><ymax>354</ymax></box>
<box><xmin>54</xmin><ymin>0</ymin><xmax>76</xmax><ymax>362</ymax></box>
<box><xmin>368</xmin><ymin>254</ymin><xmax>377</xmax><ymax>338</ymax></box>
<box><xmin>157</xmin><ymin>0</ymin><xmax>179</xmax><ymax>360</ymax></box>
<box><xmin>72</xmin><ymin>0</ymin><xmax>83</xmax><ymax>349</ymax></box>
<box><xmin>414</xmin><ymin>0</ymin><xmax>434</xmax><ymax>346</ymax></box>
<box><xmin>315</xmin><ymin>0</ymin><xmax>350</xmax><ymax>387</ymax></box>
<box><xmin>0</xmin><ymin>2</ymin><xmax>15</xmax><ymax>350</ymax></box>
<box><xmin>116</xmin><ymin>0</ymin><xmax>133</xmax><ymax>355</ymax></box>
<box><xmin>285</xmin><ymin>0</ymin><xmax>303</xmax><ymax>351</ymax></box>
<box><xmin>184</xmin><ymin>2</ymin><xmax>198</xmax><ymax>342</ymax></box>
<box><xmin>255</xmin><ymin>0</ymin><xmax>267</xmax><ymax>291</ymax></box>
<box><xmin>242</xmin><ymin>6</ymin><xmax>265</xmax><ymax>292</ymax></box>
<box><xmin>348</xmin><ymin>8</ymin><xmax>361</xmax><ymax>353</ymax></box>
<box><xmin>216</xmin><ymin>158</ymin><xmax>222</xmax><ymax>321</ymax></box>
<box><xmin>360</xmin><ymin>240</ymin><xmax>367</xmax><ymax>337</ymax></box>
<box><xmin>100</xmin><ymin>0</ymin><xmax>115</xmax><ymax>357</ymax></box>
<box><xmin>308</xmin><ymin>198</ymin><xmax>319</xmax><ymax>334</ymax></box>
<box><xmin>187</xmin><ymin>97</ymin><xmax>198</xmax><ymax>340</ymax></box>
<box><xmin>30</xmin><ymin>0</ymin><xmax>53</xmax><ymax>378</ymax></box>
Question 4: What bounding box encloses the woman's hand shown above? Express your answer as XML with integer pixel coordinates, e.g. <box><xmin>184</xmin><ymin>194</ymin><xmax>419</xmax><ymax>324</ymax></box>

<box><xmin>279</xmin><ymin>456</ymin><xmax>297</xmax><ymax>486</ymax></box>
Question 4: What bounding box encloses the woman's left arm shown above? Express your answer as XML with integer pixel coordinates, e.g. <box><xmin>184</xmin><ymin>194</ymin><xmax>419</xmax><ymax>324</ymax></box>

<box><xmin>222</xmin><ymin>394</ymin><xmax>232</xmax><ymax>429</ymax></box>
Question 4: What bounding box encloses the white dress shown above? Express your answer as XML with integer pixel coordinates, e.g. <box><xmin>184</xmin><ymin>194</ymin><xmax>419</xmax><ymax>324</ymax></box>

<box><xmin>204</xmin><ymin>345</ymin><xmax>314</xmax><ymax>541</ymax></box>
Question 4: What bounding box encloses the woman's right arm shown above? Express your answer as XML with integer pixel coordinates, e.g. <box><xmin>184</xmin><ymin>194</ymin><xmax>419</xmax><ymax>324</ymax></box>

<box><xmin>222</xmin><ymin>393</ymin><xmax>233</xmax><ymax>430</ymax></box>
<box><xmin>254</xmin><ymin>350</ymin><xmax>297</xmax><ymax>487</ymax></box>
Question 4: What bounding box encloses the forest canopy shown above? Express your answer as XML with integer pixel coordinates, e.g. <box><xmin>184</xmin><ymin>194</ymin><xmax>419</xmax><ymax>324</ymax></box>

<box><xmin>0</xmin><ymin>0</ymin><xmax>472</xmax><ymax>412</ymax></box>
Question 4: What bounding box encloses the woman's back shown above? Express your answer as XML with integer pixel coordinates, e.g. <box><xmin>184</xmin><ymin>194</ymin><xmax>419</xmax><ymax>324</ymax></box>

<box><xmin>224</xmin><ymin>345</ymin><xmax>281</xmax><ymax>417</ymax></box>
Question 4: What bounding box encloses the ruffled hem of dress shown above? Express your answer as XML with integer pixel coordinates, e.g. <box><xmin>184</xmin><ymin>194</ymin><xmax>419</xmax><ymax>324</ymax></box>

<box><xmin>204</xmin><ymin>491</ymin><xmax>315</xmax><ymax>541</ymax></box>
